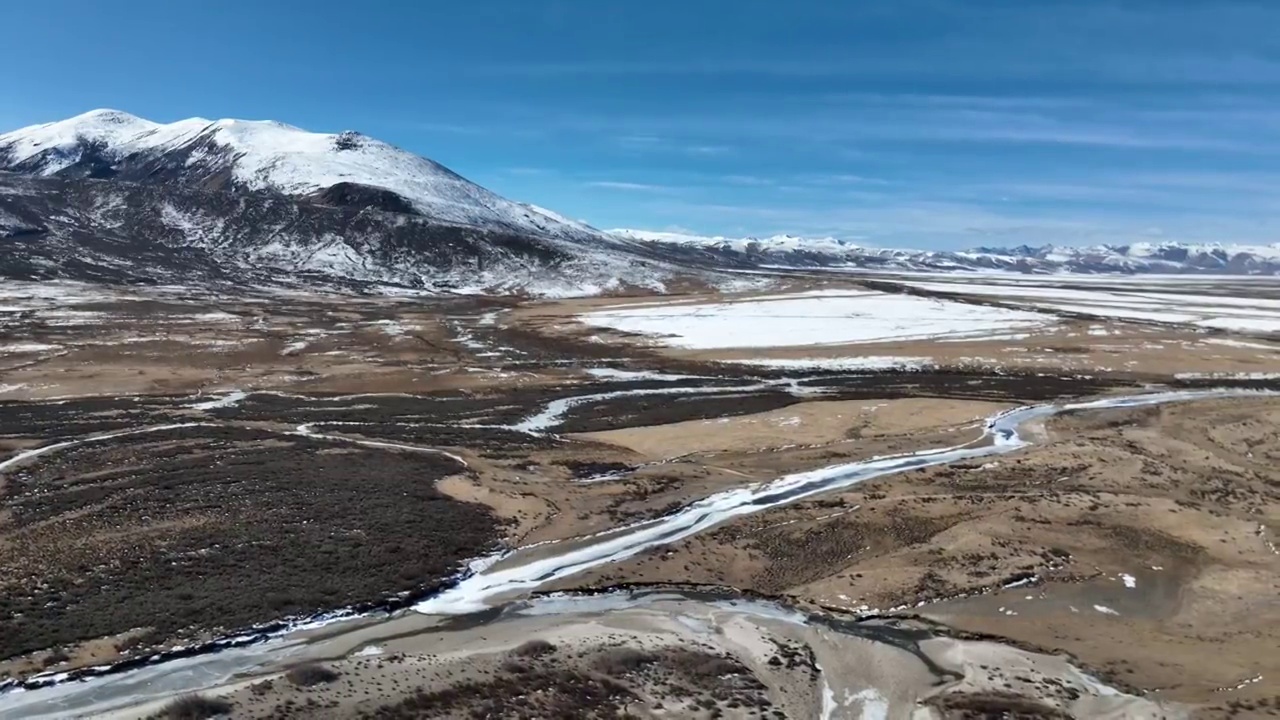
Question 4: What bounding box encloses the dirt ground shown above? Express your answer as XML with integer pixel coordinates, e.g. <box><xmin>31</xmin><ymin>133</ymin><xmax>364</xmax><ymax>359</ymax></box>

<box><xmin>548</xmin><ymin>397</ymin><xmax>1280</xmax><ymax>716</ymax></box>
<box><xmin>99</xmin><ymin>594</ymin><xmax>1176</xmax><ymax>720</ymax></box>
<box><xmin>3</xmin><ymin>278</ymin><xmax>1280</xmax><ymax>718</ymax></box>
<box><xmin>573</xmin><ymin>397</ymin><xmax>1009</xmax><ymax>458</ymax></box>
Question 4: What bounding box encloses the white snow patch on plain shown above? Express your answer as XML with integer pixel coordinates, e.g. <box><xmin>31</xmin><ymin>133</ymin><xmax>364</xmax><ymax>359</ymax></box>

<box><xmin>0</xmin><ymin>383</ymin><xmax>27</xmax><ymax>394</ymax></box>
<box><xmin>1175</xmin><ymin>371</ymin><xmax>1280</xmax><ymax>380</ymax></box>
<box><xmin>353</xmin><ymin>645</ymin><xmax>384</xmax><ymax>657</ymax></box>
<box><xmin>1044</xmin><ymin>303</ymin><xmax>1201</xmax><ymax>324</ymax></box>
<box><xmin>1120</xmin><ymin>573</ymin><xmax>1136</xmax><ymax>589</ymax></box>
<box><xmin>1094</xmin><ymin>605</ymin><xmax>1121</xmax><ymax>616</ymax></box>
<box><xmin>734</xmin><ymin>288</ymin><xmax>879</xmax><ymax>302</ymax></box>
<box><xmin>1203</xmin><ymin>338</ymin><xmax>1278</xmax><ymax>351</ymax></box>
<box><xmin>191</xmin><ymin>390</ymin><xmax>249</xmax><ymax>410</ymax></box>
<box><xmin>185</xmin><ymin>312</ymin><xmax>240</xmax><ymax>322</ymax></box>
<box><xmin>34</xmin><ymin>310</ymin><xmax>104</xmax><ymax>326</ymax></box>
<box><xmin>1198</xmin><ymin>317</ymin><xmax>1280</xmax><ymax>333</ymax></box>
<box><xmin>579</xmin><ymin>292</ymin><xmax>1053</xmax><ymax>349</ymax></box>
<box><xmin>584</xmin><ymin>368</ymin><xmax>702</xmax><ymax>382</ymax></box>
<box><xmin>280</xmin><ymin>341</ymin><xmax>309</xmax><ymax>356</ymax></box>
<box><xmin>0</xmin><ymin>342</ymin><xmax>61</xmax><ymax>353</ymax></box>
<box><xmin>904</xmin><ymin>280</ymin><xmax>1280</xmax><ymax>333</ymax></box>
<box><xmin>818</xmin><ymin>662</ymin><xmax>838</xmax><ymax>720</ymax></box>
<box><xmin>842</xmin><ymin>688</ymin><xmax>889</xmax><ymax>719</ymax></box>
<box><xmin>723</xmin><ymin>356</ymin><xmax>933</xmax><ymax>372</ymax></box>
<box><xmin>938</xmin><ymin>332</ymin><xmax>1030</xmax><ymax>343</ymax></box>
<box><xmin>369</xmin><ymin>320</ymin><xmax>408</xmax><ymax>337</ymax></box>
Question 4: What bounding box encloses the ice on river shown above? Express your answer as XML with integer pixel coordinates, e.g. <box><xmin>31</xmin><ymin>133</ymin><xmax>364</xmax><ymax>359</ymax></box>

<box><xmin>415</xmin><ymin>388</ymin><xmax>1266</xmax><ymax>616</ymax></box>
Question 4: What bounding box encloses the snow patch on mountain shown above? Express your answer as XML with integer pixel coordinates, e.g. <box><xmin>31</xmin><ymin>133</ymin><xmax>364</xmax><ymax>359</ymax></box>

<box><xmin>0</xmin><ymin>110</ymin><xmax>603</xmax><ymax>242</ymax></box>
<box><xmin>0</xmin><ymin>170</ymin><xmax>698</xmax><ymax>297</ymax></box>
<box><xmin>611</xmin><ymin>229</ymin><xmax>865</xmax><ymax>256</ymax></box>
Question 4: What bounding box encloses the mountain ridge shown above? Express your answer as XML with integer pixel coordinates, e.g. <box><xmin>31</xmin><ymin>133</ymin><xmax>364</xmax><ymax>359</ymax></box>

<box><xmin>0</xmin><ymin>109</ymin><xmax>606</xmax><ymax>243</ymax></box>
<box><xmin>0</xmin><ymin>171</ymin><xmax>680</xmax><ymax>296</ymax></box>
<box><xmin>612</xmin><ymin>228</ymin><xmax>1280</xmax><ymax>275</ymax></box>
<box><xmin>0</xmin><ymin>110</ymin><xmax>701</xmax><ymax>296</ymax></box>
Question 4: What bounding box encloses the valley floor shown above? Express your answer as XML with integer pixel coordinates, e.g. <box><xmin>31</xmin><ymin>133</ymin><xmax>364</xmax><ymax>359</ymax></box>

<box><xmin>1</xmin><ymin>273</ymin><xmax>1278</xmax><ymax>718</ymax></box>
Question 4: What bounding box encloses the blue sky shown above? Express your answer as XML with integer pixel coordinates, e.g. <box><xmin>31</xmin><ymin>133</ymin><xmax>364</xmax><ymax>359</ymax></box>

<box><xmin>7</xmin><ymin>0</ymin><xmax>1280</xmax><ymax>249</ymax></box>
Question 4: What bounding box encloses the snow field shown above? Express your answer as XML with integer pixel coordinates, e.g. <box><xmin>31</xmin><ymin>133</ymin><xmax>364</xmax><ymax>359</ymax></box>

<box><xmin>904</xmin><ymin>281</ymin><xmax>1280</xmax><ymax>334</ymax></box>
<box><xmin>577</xmin><ymin>290</ymin><xmax>1055</xmax><ymax>349</ymax></box>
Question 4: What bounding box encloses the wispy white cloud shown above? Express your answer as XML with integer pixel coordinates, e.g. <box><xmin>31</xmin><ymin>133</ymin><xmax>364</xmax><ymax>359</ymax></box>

<box><xmin>585</xmin><ymin>180</ymin><xmax>673</xmax><ymax>192</ymax></box>
<box><xmin>1119</xmin><ymin>170</ymin><xmax>1280</xmax><ymax>194</ymax></box>
<box><xmin>396</xmin><ymin>89</ymin><xmax>1280</xmax><ymax>157</ymax></box>
<box><xmin>683</xmin><ymin>144</ymin><xmax>733</xmax><ymax>155</ymax></box>
<box><xmin>494</xmin><ymin>92</ymin><xmax>1280</xmax><ymax>152</ymax></box>
<box><xmin>462</xmin><ymin>50</ymin><xmax>1280</xmax><ymax>86</ymax></box>
<box><xmin>939</xmin><ymin>170</ymin><xmax>1280</xmax><ymax>210</ymax></box>
<box><xmin>617</xmin><ymin>134</ymin><xmax>663</xmax><ymax>146</ymax></box>
<box><xmin>947</xmin><ymin>181</ymin><xmax>1166</xmax><ymax>204</ymax></box>
<box><xmin>630</xmin><ymin>193</ymin><xmax>1280</xmax><ymax>250</ymax></box>
<box><xmin>466</xmin><ymin>59</ymin><xmax>888</xmax><ymax>78</ymax></box>
<box><xmin>799</xmin><ymin>173</ymin><xmax>890</xmax><ymax>186</ymax></box>
<box><xmin>721</xmin><ymin>174</ymin><xmax>775</xmax><ymax>186</ymax></box>
<box><xmin>614</xmin><ymin>134</ymin><xmax>734</xmax><ymax>157</ymax></box>
<box><xmin>409</xmin><ymin>121</ymin><xmax>504</xmax><ymax>136</ymax></box>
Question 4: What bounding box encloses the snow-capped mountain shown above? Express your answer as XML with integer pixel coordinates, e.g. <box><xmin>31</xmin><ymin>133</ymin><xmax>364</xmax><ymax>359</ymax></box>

<box><xmin>0</xmin><ymin>110</ymin><xmax>708</xmax><ymax>295</ymax></box>
<box><xmin>0</xmin><ymin>172</ymin><xmax>683</xmax><ymax>295</ymax></box>
<box><xmin>611</xmin><ymin>229</ymin><xmax>867</xmax><ymax>256</ymax></box>
<box><xmin>0</xmin><ymin>109</ymin><xmax>598</xmax><ymax>241</ymax></box>
<box><xmin>616</xmin><ymin>229</ymin><xmax>1280</xmax><ymax>275</ymax></box>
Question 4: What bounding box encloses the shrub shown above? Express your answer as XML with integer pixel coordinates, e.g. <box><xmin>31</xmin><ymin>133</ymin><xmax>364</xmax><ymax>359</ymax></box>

<box><xmin>41</xmin><ymin>648</ymin><xmax>71</xmax><ymax>668</ymax></box>
<box><xmin>512</xmin><ymin>639</ymin><xmax>556</xmax><ymax>658</ymax></box>
<box><xmin>286</xmin><ymin>662</ymin><xmax>341</xmax><ymax>687</ymax></box>
<box><xmin>670</xmin><ymin>652</ymin><xmax>744</xmax><ymax>680</ymax></box>
<box><xmin>593</xmin><ymin>647</ymin><xmax>657</xmax><ymax>676</ymax></box>
<box><xmin>249</xmin><ymin>679</ymin><xmax>275</xmax><ymax>696</ymax></box>
<box><xmin>500</xmin><ymin>659</ymin><xmax>529</xmax><ymax>674</ymax></box>
<box><xmin>158</xmin><ymin>694</ymin><xmax>233</xmax><ymax>719</ymax></box>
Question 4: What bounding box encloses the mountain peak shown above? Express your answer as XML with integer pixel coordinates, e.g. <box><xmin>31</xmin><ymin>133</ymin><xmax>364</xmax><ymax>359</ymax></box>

<box><xmin>73</xmin><ymin>108</ymin><xmax>146</xmax><ymax>124</ymax></box>
<box><xmin>209</xmin><ymin>117</ymin><xmax>305</xmax><ymax>132</ymax></box>
<box><xmin>0</xmin><ymin>109</ymin><xmax>603</xmax><ymax>241</ymax></box>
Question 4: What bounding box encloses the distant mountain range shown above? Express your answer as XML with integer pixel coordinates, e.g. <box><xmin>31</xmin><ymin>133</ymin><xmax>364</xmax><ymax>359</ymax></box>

<box><xmin>612</xmin><ymin>229</ymin><xmax>1280</xmax><ymax>275</ymax></box>
<box><xmin>2</xmin><ymin>109</ymin><xmax>1277</xmax><ymax>297</ymax></box>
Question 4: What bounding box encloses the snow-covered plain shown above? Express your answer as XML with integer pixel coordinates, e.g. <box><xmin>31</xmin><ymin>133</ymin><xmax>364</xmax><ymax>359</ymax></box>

<box><xmin>904</xmin><ymin>280</ymin><xmax>1280</xmax><ymax>334</ymax></box>
<box><xmin>723</xmin><ymin>356</ymin><xmax>934</xmax><ymax>371</ymax></box>
<box><xmin>578</xmin><ymin>290</ymin><xmax>1054</xmax><ymax>349</ymax></box>
<box><xmin>0</xmin><ymin>343</ymin><xmax>62</xmax><ymax>354</ymax></box>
